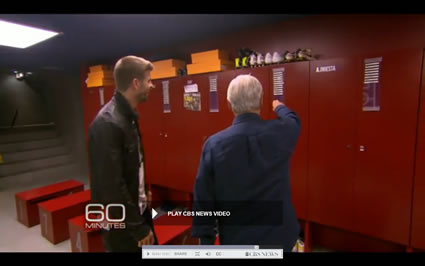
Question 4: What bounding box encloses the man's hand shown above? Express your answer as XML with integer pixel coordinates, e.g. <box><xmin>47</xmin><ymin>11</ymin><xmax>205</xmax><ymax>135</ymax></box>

<box><xmin>272</xmin><ymin>100</ymin><xmax>285</xmax><ymax>111</ymax></box>
<box><xmin>147</xmin><ymin>191</ymin><xmax>152</xmax><ymax>210</ymax></box>
<box><xmin>138</xmin><ymin>230</ymin><xmax>154</xmax><ymax>247</ymax></box>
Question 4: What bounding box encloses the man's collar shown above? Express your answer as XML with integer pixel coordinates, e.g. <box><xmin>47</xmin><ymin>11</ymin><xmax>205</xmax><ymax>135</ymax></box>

<box><xmin>232</xmin><ymin>112</ymin><xmax>261</xmax><ymax>125</ymax></box>
<box><xmin>114</xmin><ymin>91</ymin><xmax>139</xmax><ymax>120</ymax></box>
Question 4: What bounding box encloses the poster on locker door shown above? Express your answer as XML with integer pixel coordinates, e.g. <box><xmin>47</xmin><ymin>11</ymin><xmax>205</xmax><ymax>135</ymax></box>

<box><xmin>272</xmin><ymin>68</ymin><xmax>285</xmax><ymax>102</ymax></box>
<box><xmin>184</xmin><ymin>92</ymin><xmax>201</xmax><ymax>111</ymax></box>
<box><xmin>363</xmin><ymin>57</ymin><xmax>382</xmax><ymax>111</ymax></box>
<box><xmin>209</xmin><ymin>75</ymin><xmax>219</xmax><ymax>112</ymax></box>
<box><xmin>162</xmin><ymin>80</ymin><xmax>171</xmax><ymax>113</ymax></box>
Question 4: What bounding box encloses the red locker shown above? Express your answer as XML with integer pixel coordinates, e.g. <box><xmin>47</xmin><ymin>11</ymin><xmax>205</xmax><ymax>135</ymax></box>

<box><xmin>308</xmin><ymin>58</ymin><xmax>359</xmax><ymax>230</ymax></box>
<box><xmin>80</xmin><ymin>66</ymin><xmax>90</xmax><ymax>145</ymax></box>
<box><xmin>353</xmin><ymin>49</ymin><xmax>422</xmax><ymax>245</ymax></box>
<box><xmin>80</xmin><ymin>65</ymin><xmax>115</xmax><ymax>145</ymax></box>
<box><xmin>410</xmin><ymin>50</ymin><xmax>425</xmax><ymax>250</ymax></box>
<box><xmin>161</xmin><ymin>78</ymin><xmax>191</xmax><ymax>192</ymax></box>
<box><xmin>81</xmin><ymin>84</ymin><xmax>115</xmax><ymax>146</ymax></box>
<box><xmin>269</xmin><ymin>61</ymin><xmax>310</xmax><ymax>220</ymax></box>
<box><xmin>308</xmin><ymin>50</ymin><xmax>422</xmax><ymax>246</ymax></box>
<box><xmin>138</xmin><ymin>79</ymin><xmax>165</xmax><ymax>187</ymax></box>
<box><xmin>177</xmin><ymin>74</ymin><xmax>210</xmax><ymax>193</ymax></box>
<box><xmin>139</xmin><ymin>78</ymin><xmax>182</xmax><ymax>190</ymax></box>
<box><xmin>140</xmin><ymin>78</ymin><xmax>190</xmax><ymax>192</ymax></box>
<box><xmin>179</xmin><ymin>71</ymin><xmax>236</xmax><ymax>193</ymax></box>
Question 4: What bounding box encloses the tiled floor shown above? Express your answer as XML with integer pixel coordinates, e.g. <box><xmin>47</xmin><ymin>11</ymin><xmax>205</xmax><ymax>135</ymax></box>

<box><xmin>0</xmin><ymin>174</ymin><xmax>89</xmax><ymax>252</ymax></box>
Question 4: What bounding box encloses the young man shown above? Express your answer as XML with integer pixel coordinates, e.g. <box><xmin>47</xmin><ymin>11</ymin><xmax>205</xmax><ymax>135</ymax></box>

<box><xmin>89</xmin><ymin>56</ymin><xmax>157</xmax><ymax>252</ymax></box>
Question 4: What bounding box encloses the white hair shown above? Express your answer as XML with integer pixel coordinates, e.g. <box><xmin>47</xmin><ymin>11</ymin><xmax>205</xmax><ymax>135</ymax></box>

<box><xmin>227</xmin><ymin>74</ymin><xmax>263</xmax><ymax>114</ymax></box>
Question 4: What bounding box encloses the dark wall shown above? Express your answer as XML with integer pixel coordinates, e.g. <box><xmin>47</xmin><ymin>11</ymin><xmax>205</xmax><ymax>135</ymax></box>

<box><xmin>0</xmin><ymin>70</ymin><xmax>52</xmax><ymax>127</ymax></box>
<box><xmin>0</xmin><ymin>68</ymin><xmax>88</xmax><ymax>176</ymax></box>
<box><xmin>26</xmin><ymin>69</ymin><xmax>89</xmax><ymax>176</ymax></box>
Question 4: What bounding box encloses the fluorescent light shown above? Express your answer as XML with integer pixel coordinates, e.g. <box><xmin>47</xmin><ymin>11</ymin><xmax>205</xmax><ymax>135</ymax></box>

<box><xmin>0</xmin><ymin>20</ymin><xmax>59</xmax><ymax>49</ymax></box>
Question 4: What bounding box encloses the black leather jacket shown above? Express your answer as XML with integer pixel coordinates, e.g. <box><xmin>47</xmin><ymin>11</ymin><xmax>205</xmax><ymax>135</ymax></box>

<box><xmin>88</xmin><ymin>91</ymin><xmax>150</xmax><ymax>241</ymax></box>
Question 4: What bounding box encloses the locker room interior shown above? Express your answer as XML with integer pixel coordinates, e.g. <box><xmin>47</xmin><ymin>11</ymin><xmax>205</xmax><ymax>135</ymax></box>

<box><xmin>0</xmin><ymin>14</ymin><xmax>425</xmax><ymax>253</ymax></box>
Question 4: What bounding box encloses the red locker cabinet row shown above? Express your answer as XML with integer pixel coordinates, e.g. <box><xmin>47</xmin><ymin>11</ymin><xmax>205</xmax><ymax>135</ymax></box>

<box><xmin>81</xmin><ymin>47</ymin><xmax>425</xmax><ymax>251</ymax></box>
<box><xmin>308</xmin><ymin>49</ymin><xmax>423</xmax><ymax>248</ymax></box>
<box><xmin>138</xmin><ymin>63</ymin><xmax>310</xmax><ymax>219</ymax></box>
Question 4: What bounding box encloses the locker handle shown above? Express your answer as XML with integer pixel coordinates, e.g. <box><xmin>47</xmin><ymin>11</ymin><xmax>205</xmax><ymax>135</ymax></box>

<box><xmin>359</xmin><ymin>145</ymin><xmax>366</xmax><ymax>152</ymax></box>
<box><xmin>159</xmin><ymin>133</ymin><xmax>163</xmax><ymax>136</ymax></box>
<box><xmin>346</xmin><ymin>144</ymin><xmax>352</xmax><ymax>149</ymax></box>
<box><xmin>164</xmin><ymin>133</ymin><xmax>168</xmax><ymax>138</ymax></box>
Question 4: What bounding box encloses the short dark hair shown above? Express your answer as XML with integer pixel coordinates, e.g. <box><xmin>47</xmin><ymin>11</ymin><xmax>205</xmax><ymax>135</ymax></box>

<box><xmin>113</xmin><ymin>56</ymin><xmax>153</xmax><ymax>92</ymax></box>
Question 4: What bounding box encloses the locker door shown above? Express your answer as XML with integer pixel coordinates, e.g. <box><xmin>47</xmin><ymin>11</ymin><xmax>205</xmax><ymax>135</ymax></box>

<box><xmin>206</xmin><ymin>71</ymin><xmax>235</xmax><ymax>136</ymax></box>
<box><xmin>234</xmin><ymin>67</ymin><xmax>272</xmax><ymax>120</ymax></box>
<box><xmin>138</xmin><ymin>79</ymin><xmax>165</xmax><ymax>186</ymax></box>
<box><xmin>81</xmin><ymin>87</ymin><xmax>92</xmax><ymax>144</ymax></box>
<box><xmin>411</xmin><ymin>49</ymin><xmax>425</xmax><ymax>250</ymax></box>
<box><xmin>82</xmin><ymin>86</ymin><xmax>115</xmax><ymax>145</ymax></box>
<box><xmin>178</xmin><ymin>74</ymin><xmax>210</xmax><ymax>193</ymax></box>
<box><xmin>354</xmin><ymin>49</ymin><xmax>422</xmax><ymax>245</ymax></box>
<box><xmin>162</xmin><ymin>77</ymin><xmax>189</xmax><ymax>192</ymax></box>
<box><xmin>270</xmin><ymin>61</ymin><xmax>310</xmax><ymax>220</ymax></box>
<box><xmin>83</xmin><ymin>87</ymin><xmax>100</xmax><ymax>141</ymax></box>
<box><xmin>180</xmin><ymin>71</ymin><xmax>236</xmax><ymax>194</ymax></box>
<box><xmin>86</xmin><ymin>86</ymin><xmax>115</xmax><ymax>125</ymax></box>
<box><xmin>102</xmin><ymin>86</ymin><xmax>115</xmax><ymax>106</ymax></box>
<box><xmin>80</xmin><ymin>67</ymin><xmax>91</xmax><ymax>146</ymax></box>
<box><xmin>308</xmin><ymin>58</ymin><xmax>359</xmax><ymax>230</ymax></box>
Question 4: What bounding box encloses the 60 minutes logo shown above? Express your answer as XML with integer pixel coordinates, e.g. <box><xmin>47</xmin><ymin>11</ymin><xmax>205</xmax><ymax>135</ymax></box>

<box><xmin>85</xmin><ymin>204</ymin><xmax>126</xmax><ymax>230</ymax></box>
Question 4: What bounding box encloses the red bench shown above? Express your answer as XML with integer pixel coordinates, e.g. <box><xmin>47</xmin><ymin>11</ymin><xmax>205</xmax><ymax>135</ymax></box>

<box><xmin>154</xmin><ymin>215</ymin><xmax>198</xmax><ymax>245</ymax></box>
<box><xmin>68</xmin><ymin>215</ymin><xmax>104</xmax><ymax>252</ymax></box>
<box><xmin>15</xmin><ymin>180</ymin><xmax>84</xmax><ymax>227</ymax></box>
<box><xmin>38</xmin><ymin>190</ymin><xmax>91</xmax><ymax>244</ymax></box>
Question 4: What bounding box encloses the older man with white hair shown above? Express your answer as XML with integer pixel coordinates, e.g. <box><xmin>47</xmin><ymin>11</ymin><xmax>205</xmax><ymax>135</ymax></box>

<box><xmin>192</xmin><ymin>74</ymin><xmax>301</xmax><ymax>251</ymax></box>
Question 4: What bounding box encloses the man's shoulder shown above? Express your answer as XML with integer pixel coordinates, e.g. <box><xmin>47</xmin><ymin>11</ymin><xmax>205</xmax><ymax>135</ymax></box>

<box><xmin>89</xmin><ymin>101</ymin><xmax>124</xmax><ymax>133</ymax></box>
<box><xmin>205</xmin><ymin>120</ymin><xmax>285</xmax><ymax>148</ymax></box>
<box><xmin>204</xmin><ymin>126</ymin><xmax>239</xmax><ymax>150</ymax></box>
<box><xmin>208</xmin><ymin>119</ymin><xmax>269</xmax><ymax>142</ymax></box>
